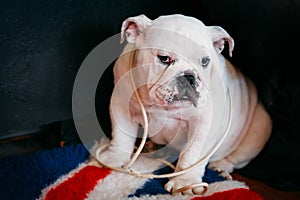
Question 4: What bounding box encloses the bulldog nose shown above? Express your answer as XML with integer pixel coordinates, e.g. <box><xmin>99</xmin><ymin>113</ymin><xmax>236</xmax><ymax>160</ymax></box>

<box><xmin>177</xmin><ymin>74</ymin><xmax>196</xmax><ymax>87</ymax></box>
<box><xmin>184</xmin><ymin>75</ymin><xmax>195</xmax><ymax>87</ymax></box>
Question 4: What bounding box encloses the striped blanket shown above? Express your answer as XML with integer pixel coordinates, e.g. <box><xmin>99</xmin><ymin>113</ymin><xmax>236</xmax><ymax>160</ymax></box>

<box><xmin>0</xmin><ymin>143</ymin><xmax>262</xmax><ymax>200</ymax></box>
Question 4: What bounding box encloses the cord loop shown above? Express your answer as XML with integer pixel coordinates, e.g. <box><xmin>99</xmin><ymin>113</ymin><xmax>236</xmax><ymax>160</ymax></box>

<box><xmin>94</xmin><ymin>48</ymin><xmax>233</xmax><ymax>195</ymax></box>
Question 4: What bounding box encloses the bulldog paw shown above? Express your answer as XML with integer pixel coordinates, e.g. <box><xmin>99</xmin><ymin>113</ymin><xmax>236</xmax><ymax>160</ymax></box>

<box><xmin>209</xmin><ymin>166</ymin><xmax>232</xmax><ymax>180</ymax></box>
<box><xmin>164</xmin><ymin>175</ymin><xmax>207</xmax><ymax>195</ymax></box>
<box><xmin>208</xmin><ymin>159</ymin><xmax>234</xmax><ymax>180</ymax></box>
<box><xmin>95</xmin><ymin>146</ymin><xmax>131</xmax><ymax>168</ymax></box>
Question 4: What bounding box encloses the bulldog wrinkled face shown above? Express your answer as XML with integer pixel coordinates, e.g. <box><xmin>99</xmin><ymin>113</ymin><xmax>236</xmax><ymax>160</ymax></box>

<box><xmin>147</xmin><ymin>49</ymin><xmax>209</xmax><ymax>107</ymax></box>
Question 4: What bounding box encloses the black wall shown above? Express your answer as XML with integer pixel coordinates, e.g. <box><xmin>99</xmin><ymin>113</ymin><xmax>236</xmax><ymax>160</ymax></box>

<box><xmin>1</xmin><ymin>0</ymin><xmax>299</xmax><ymax>190</ymax></box>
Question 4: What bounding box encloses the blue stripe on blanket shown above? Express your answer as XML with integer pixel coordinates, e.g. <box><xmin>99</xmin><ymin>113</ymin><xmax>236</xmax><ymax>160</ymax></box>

<box><xmin>0</xmin><ymin>144</ymin><xmax>89</xmax><ymax>200</ymax></box>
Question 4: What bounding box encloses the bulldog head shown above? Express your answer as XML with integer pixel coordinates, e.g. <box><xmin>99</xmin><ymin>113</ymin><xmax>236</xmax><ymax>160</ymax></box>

<box><xmin>120</xmin><ymin>14</ymin><xmax>234</xmax><ymax>108</ymax></box>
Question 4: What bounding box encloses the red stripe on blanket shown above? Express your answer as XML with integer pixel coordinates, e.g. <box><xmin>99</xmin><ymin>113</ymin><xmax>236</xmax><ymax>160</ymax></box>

<box><xmin>192</xmin><ymin>188</ymin><xmax>263</xmax><ymax>200</ymax></box>
<box><xmin>45</xmin><ymin>166</ymin><xmax>111</xmax><ymax>200</ymax></box>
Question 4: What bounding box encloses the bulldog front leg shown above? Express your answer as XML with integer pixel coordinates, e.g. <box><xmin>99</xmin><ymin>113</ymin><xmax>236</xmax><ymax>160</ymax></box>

<box><xmin>95</xmin><ymin>102</ymin><xmax>139</xmax><ymax>168</ymax></box>
<box><xmin>165</xmin><ymin>151</ymin><xmax>208</xmax><ymax>195</ymax></box>
<box><xmin>165</xmin><ymin>115</ymin><xmax>212</xmax><ymax>195</ymax></box>
<box><xmin>99</xmin><ymin>127</ymin><xmax>138</xmax><ymax>167</ymax></box>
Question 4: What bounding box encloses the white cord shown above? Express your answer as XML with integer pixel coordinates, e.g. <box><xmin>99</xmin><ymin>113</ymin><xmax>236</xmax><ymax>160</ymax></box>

<box><xmin>122</xmin><ymin>49</ymin><xmax>149</xmax><ymax>170</ymax></box>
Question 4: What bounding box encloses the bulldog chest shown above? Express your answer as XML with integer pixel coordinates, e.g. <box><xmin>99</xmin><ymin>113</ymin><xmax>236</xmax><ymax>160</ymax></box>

<box><xmin>130</xmin><ymin>102</ymin><xmax>206</xmax><ymax>149</ymax></box>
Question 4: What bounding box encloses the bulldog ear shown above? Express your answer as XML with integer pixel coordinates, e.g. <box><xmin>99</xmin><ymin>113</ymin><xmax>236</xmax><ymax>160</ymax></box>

<box><xmin>120</xmin><ymin>14</ymin><xmax>152</xmax><ymax>44</ymax></box>
<box><xmin>208</xmin><ymin>26</ymin><xmax>235</xmax><ymax>57</ymax></box>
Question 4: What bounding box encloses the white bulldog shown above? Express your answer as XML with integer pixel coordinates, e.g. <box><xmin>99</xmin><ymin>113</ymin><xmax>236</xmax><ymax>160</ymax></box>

<box><xmin>92</xmin><ymin>14</ymin><xmax>272</xmax><ymax>195</ymax></box>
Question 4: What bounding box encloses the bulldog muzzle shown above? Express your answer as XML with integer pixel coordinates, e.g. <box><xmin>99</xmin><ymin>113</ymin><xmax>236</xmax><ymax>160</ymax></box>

<box><xmin>175</xmin><ymin>71</ymin><xmax>200</xmax><ymax>106</ymax></box>
<box><xmin>156</xmin><ymin>70</ymin><xmax>201</xmax><ymax>107</ymax></box>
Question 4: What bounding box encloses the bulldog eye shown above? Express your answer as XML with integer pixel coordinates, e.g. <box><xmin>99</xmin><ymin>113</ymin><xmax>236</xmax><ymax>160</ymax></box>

<box><xmin>157</xmin><ymin>55</ymin><xmax>174</xmax><ymax>65</ymax></box>
<box><xmin>201</xmin><ymin>56</ymin><xmax>210</xmax><ymax>67</ymax></box>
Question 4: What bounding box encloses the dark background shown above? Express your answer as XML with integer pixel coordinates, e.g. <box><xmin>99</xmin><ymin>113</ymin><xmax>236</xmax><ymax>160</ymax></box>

<box><xmin>0</xmin><ymin>0</ymin><xmax>299</xmax><ymax>191</ymax></box>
